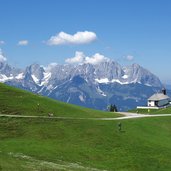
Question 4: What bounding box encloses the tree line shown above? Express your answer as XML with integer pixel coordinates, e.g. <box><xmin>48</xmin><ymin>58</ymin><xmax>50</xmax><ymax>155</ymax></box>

<box><xmin>108</xmin><ymin>104</ymin><xmax>118</xmax><ymax>112</ymax></box>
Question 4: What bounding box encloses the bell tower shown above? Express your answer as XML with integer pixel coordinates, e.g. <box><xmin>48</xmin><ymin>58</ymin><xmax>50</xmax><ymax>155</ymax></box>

<box><xmin>162</xmin><ymin>88</ymin><xmax>166</xmax><ymax>95</ymax></box>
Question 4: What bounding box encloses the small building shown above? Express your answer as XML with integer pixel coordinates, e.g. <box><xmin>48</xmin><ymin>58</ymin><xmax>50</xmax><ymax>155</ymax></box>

<box><xmin>148</xmin><ymin>88</ymin><xmax>170</xmax><ymax>107</ymax></box>
<box><xmin>137</xmin><ymin>88</ymin><xmax>171</xmax><ymax>109</ymax></box>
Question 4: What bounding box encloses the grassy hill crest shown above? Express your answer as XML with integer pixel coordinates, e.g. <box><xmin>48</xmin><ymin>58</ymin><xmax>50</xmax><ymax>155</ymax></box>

<box><xmin>0</xmin><ymin>83</ymin><xmax>119</xmax><ymax>118</ymax></box>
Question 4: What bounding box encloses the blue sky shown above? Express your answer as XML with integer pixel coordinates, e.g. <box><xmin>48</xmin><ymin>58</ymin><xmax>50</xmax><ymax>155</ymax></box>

<box><xmin>0</xmin><ymin>0</ymin><xmax>171</xmax><ymax>83</ymax></box>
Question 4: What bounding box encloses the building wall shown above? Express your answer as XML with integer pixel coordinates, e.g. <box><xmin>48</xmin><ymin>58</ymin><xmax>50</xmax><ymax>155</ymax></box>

<box><xmin>148</xmin><ymin>101</ymin><xmax>155</xmax><ymax>107</ymax></box>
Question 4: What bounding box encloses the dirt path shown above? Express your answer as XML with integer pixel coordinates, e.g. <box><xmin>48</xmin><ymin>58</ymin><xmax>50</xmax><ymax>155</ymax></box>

<box><xmin>1</xmin><ymin>112</ymin><xmax>171</xmax><ymax>120</ymax></box>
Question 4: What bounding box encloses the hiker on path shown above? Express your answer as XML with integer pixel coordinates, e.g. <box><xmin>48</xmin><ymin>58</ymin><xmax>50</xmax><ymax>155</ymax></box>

<box><xmin>118</xmin><ymin>122</ymin><xmax>122</xmax><ymax>131</ymax></box>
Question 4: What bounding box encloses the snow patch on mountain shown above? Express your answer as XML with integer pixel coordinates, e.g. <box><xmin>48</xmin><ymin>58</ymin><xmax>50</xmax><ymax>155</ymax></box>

<box><xmin>15</xmin><ymin>73</ymin><xmax>24</xmax><ymax>79</ymax></box>
<box><xmin>111</xmin><ymin>79</ymin><xmax>128</xmax><ymax>84</ymax></box>
<box><xmin>122</xmin><ymin>74</ymin><xmax>128</xmax><ymax>79</ymax></box>
<box><xmin>40</xmin><ymin>72</ymin><xmax>51</xmax><ymax>86</ymax></box>
<box><xmin>95</xmin><ymin>78</ymin><xmax>109</xmax><ymax>84</ymax></box>
<box><xmin>95</xmin><ymin>78</ymin><xmax>140</xmax><ymax>85</ymax></box>
<box><xmin>79</xmin><ymin>95</ymin><xmax>85</xmax><ymax>102</ymax></box>
<box><xmin>96</xmin><ymin>86</ymin><xmax>107</xmax><ymax>96</ymax></box>
<box><xmin>31</xmin><ymin>74</ymin><xmax>39</xmax><ymax>84</ymax></box>
<box><xmin>0</xmin><ymin>74</ymin><xmax>13</xmax><ymax>82</ymax></box>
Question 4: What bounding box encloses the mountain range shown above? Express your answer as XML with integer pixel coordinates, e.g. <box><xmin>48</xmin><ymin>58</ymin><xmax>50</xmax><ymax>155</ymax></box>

<box><xmin>0</xmin><ymin>59</ymin><xmax>166</xmax><ymax>111</ymax></box>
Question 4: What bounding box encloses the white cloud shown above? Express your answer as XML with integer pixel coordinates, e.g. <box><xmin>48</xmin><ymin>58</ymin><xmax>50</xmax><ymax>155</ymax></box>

<box><xmin>0</xmin><ymin>40</ymin><xmax>5</xmax><ymax>45</ymax></box>
<box><xmin>0</xmin><ymin>49</ymin><xmax>7</xmax><ymax>62</ymax></box>
<box><xmin>85</xmin><ymin>53</ymin><xmax>109</xmax><ymax>65</ymax></box>
<box><xmin>65</xmin><ymin>51</ymin><xmax>109</xmax><ymax>65</ymax></box>
<box><xmin>125</xmin><ymin>55</ymin><xmax>134</xmax><ymax>61</ymax></box>
<box><xmin>45</xmin><ymin>63</ymin><xmax>58</xmax><ymax>71</ymax></box>
<box><xmin>65</xmin><ymin>51</ymin><xmax>85</xmax><ymax>64</ymax></box>
<box><xmin>18</xmin><ymin>40</ymin><xmax>29</xmax><ymax>46</ymax></box>
<box><xmin>47</xmin><ymin>31</ymin><xmax>97</xmax><ymax>45</ymax></box>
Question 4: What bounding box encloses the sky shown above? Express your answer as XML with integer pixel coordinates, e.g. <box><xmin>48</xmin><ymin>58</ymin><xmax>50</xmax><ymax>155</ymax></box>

<box><xmin>0</xmin><ymin>0</ymin><xmax>171</xmax><ymax>83</ymax></box>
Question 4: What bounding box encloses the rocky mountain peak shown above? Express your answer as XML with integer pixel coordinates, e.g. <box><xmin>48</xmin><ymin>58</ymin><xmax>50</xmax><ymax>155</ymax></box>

<box><xmin>0</xmin><ymin>59</ymin><xmax>164</xmax><ymax>111</ymax></box>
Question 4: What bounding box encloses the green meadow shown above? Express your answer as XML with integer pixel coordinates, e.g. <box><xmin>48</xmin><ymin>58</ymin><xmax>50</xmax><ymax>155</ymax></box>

<box><xmin>0</xmin><ymin>83</ymin><xmax>171</xmax><ymax>171</ymax></box>
<box><xmin>1</xmin><ymin>117</ymin><xmax>171</xmax><ymax>171</ymax></box>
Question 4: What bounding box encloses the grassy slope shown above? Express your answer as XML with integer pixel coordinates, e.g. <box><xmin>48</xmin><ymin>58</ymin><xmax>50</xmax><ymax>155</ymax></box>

<box><xmin>1</xmin><ymin>83</ymin><xmax>171</xmax><ymax>170</ymax></box>
<box><xmin>0</xmin><ymin>83</ymin><xmax>120</xmax><ymax>118</ymax></box>
<box><xmin>129</xmin><ymin>107</ymin><xmax>171</xmax><ymax>114</ymax></box>
<box><xmin>0</xmin><ymin>117</ymin><xmax>171</xmax><ymax>171</ymax></box>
